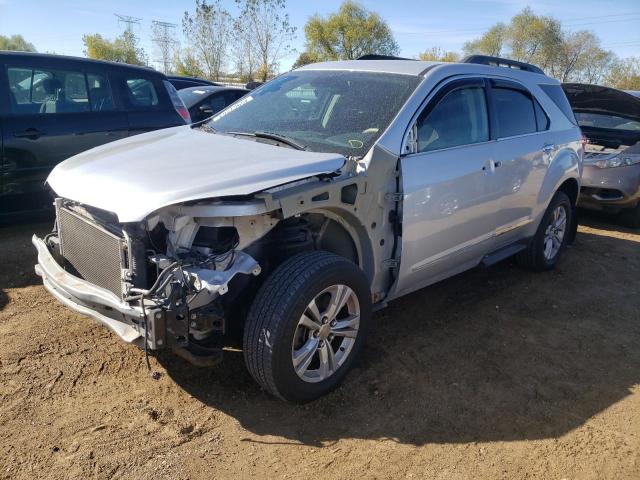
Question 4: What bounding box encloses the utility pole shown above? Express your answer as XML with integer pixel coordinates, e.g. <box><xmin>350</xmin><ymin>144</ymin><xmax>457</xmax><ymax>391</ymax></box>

<box><xmin>115</xmin><ymin>14</ymin><xmax>142</xmax><ymax>34</ymax></box>
<box><xmin>152</xmin><ymin>20</ymin><xmax>178</xmax><ymax>74</ymax></box>
<box><xmin>114</xmin><ymin>13</ymin><xmax>146</xmax><ymax>66</ymax></box>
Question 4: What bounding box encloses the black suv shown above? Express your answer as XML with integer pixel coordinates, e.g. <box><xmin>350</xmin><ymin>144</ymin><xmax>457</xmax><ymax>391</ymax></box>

<box><xmin>0</xmin><ymin>52</ymin><xmax>190</xmax><ymax>220</ymax></box>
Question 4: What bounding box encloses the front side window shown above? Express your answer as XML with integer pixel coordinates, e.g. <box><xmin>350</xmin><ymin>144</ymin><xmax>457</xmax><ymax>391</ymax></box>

<box><xmin>209</xmin><ymin>71</ymin><xmax>420</xmax><ymax>157</ymax></box>
<box><xmin>7</xmin><ymin>66</ymin><xmax>93</xmax><ymax>114</ymax></box>
<box><xmin>416</xmin><ymin>86</ymin><xmax>489</xmax><ymax>152</ymax></box>
<box><xmin>126</xmin><ymin>78</ymin><xmax>158</xmax><ymax>107</ymax></box>
<box><xmin>493</xmin><ymin>87</ymin><xmax>537</xmax><ymax>138</ymax></box>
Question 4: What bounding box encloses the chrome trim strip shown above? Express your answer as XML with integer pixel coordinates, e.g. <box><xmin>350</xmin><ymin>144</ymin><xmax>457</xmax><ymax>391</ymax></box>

<box><xmin>495</xmin><ymin>216</ymin><xmax>533</xmax><ymax>236</ymax></box>
<box><xmin>411</xmin><ymin>231</ymin><xmax>495</xmax><ymax>272</ymax></box>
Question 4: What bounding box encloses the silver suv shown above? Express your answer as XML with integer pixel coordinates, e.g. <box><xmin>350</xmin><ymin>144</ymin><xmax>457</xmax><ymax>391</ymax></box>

<box><xmin>33</xmin><ymin>56</ymin><xmax>583</xmax><ymax>402</ymax></box>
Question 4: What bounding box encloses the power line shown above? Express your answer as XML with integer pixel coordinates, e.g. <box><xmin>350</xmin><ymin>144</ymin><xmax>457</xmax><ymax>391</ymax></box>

<box><xmin>151</xmin><ymin>20</ymin><xmax>178</xmax><ymax>74</ymax></box>
<box><xmin>115</xmin><ymin>14</ymin><xmax>142</xmax><ymax>33</ymax></box>
<box><xmin>396</xmin><ymin>14</ymin><xmax>640</xmax><ymax>37</ymax></box>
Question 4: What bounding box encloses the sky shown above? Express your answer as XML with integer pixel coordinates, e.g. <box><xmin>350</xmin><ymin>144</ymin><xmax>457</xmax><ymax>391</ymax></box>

<box><xmin>0</xmin><ymin>0</ymin><xmax>638</xmax><ymax>72</ymax></box>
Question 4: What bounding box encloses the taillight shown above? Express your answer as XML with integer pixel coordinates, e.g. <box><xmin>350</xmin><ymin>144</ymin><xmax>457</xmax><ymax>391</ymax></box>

<box><xmin>163</xmin><ymin>80</ymin><xmax>191</xmax><ymax>124</ymax></box>
<box><xmin>176</xmin><ymin>105</ymin><xmax>191</xmax><ymax>123</ymax></box>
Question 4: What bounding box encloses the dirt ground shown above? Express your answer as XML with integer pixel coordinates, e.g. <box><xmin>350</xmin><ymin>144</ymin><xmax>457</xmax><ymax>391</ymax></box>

<box><xmin>0</xmin><ymin>213</ymin><xmax>639</xmax><ymax>480</ymax></box>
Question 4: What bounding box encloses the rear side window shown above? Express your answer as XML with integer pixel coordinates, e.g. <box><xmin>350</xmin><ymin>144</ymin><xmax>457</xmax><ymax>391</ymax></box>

<box><xmin>87</xmin><ymin>73</ymin><xmax>114</xmax><ymax>111</ymax></box>
<box><xmin>416</xmin><ymin>86</ymin><xmax>489</xmax><ymax>152</ymax></box>
<box><xmin>540</xmin><ymin>84</ymin><xmax>578</xmax><ymax>125</ymax></box>
<box><xmin>493</xmin><ymin>87</ymin><xmax>537</xmax><ymax>138</ymax></box>
<box><xmin>534</xmin><ymin>99</ymin><xmax>550</xmax><ymax>131</ymax></box>
<box><xmin>126</xmin><ymin>78</ymin><xmax>158</xmax><ymax>107</ymax></box>
<box><xmin>7</xmin><ymin>66</ymin><xmax>103</xmax><ymax>114</ymax></box>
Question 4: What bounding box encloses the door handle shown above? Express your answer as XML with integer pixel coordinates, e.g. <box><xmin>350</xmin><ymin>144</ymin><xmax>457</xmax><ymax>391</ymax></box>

<box><xmin>14</xmin><ymin>128</ymin><xmax>45</xmax><ymax>140</ymax></box>
<box><xmin>542</xmin><ymin>144</ymin><xmax>555</xmax><ymax>154</ymax></box>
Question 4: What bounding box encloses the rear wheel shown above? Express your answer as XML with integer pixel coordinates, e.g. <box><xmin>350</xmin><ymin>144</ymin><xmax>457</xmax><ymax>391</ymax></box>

<box><xmin>243</xmin><ymin>251</ymin><xmax>371</xmax><ymax>403</ymax></box>
<box><xmin>517</xmin><ymin>191</ymin><xmax>572</xmax><ymax>271</ymax></box>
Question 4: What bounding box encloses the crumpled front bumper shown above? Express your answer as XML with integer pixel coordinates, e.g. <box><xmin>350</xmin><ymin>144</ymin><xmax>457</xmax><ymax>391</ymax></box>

<box><xmin>33</xmin><ymin>234</ymin><xmax>145</xmax><ymax>344</ymax></box>
<box><xmin>33</xmin><ymin>233</ymin><xmax>261</xmax><ymax>365</ymax></box>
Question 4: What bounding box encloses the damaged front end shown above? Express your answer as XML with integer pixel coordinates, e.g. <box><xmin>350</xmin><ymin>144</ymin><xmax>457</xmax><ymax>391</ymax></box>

<box><xmin>33</xmin><ymin>198</ymin><xmax>271</xmax><ymax>366</ymax></box>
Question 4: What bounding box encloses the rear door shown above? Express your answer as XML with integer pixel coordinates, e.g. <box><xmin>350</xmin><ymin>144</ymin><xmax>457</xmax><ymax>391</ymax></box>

<box><xmin>114</xmin><ymin>72</ymin><xmax>184</xmax><ymax>135</ymax></box>
<box><xmin>396</xmin><ymin>78</ymin><xmax>501</xmax><ymax>295</ymax></box>
<box><xmin>0</xmin><ymin>57</ymin><xmax>128</xmax><ymax>215</ymax></box>
<box><xmin>486</xmin><ymin>78</ymin><xmax>549</xmax><ymax>246</ymax></box>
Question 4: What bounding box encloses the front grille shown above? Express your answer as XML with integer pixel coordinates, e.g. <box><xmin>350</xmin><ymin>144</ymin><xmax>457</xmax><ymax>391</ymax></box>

<box><xmin>58</xmin><ymin>207</ymin><xmax>125</xmax><ymax>297</ymax></box>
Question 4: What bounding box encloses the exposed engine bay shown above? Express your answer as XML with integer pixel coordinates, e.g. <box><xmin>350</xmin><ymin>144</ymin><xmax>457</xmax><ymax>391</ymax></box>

<box><xmin>44</xmin><ymin>192</ymin><xmax>365</xmax><ymax>366</ymax></box>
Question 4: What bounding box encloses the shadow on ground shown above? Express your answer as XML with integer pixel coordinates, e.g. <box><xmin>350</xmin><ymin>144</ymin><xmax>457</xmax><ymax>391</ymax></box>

<box><xmin>160</xmin><ymin>226</ymin><xmax>640</xmax><ymax>446</ymax></box>
<box><xmin>0</xmin><ymin>222</ymin><xmax>51</xmax><ymax>310</ymax></box>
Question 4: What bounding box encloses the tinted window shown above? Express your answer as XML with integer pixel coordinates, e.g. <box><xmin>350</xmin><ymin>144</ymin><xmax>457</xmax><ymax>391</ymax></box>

<box><xmin>126</xmin><ymin>78</ymin><xmax>158</xmax><ymax>107</ymax></box>
<box><xmin>208</xmin><ymin>92</ymin><xmax>227</xmax><ymax>112</ymax></box>
<box><xmin>493</xmin><ymin>87</ymin><xmax>537</xmax><ymax>137</ymax></box>
<box><xmin>8</xmin><ymin>66</ymin><xmax>92</xmax><ymax>114</ymax></box>
<box><xmin>534</xmin><ymin>99</ymin><xmax>550</xmax><ymax>131</ymax></box>
<box><xmin>416</xmin><ymin>86</ymin><xmax>489</xmax><ymax>152</ymax></box>
<box><xmin>210</xmin><ymin>71</ymin><xmax>420</xmax><ymax>157</ymax></box>
<box><xmin>540</xmin><ymin>84</ymin><xmax>577</xmax><ymax>125</ymax></box>
<box><xmin>87</xmin><ymin>73</ymin><xmax>114</xmax><ymax>111</ymax></box>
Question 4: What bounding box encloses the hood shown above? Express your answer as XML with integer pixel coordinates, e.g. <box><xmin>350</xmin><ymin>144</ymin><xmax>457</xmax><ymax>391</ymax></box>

<box><xmin>47</xmin><ymin>126</ymin><xmax>345</xmax><ymax>222</ymax></box>
<box><xmin>562</xmin><ymin>83</ymin><xmax>640</xmax><ymax>121</ymax></box>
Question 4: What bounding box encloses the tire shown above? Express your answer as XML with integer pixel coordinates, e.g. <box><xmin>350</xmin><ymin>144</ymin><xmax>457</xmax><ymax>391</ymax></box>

<box><xmin>517</xmin><ymin>191</ymin><xmax>572</xmax><ymax>271</ymax></box>
<box><xmin>243</xmin><ymin>251</ymin><xmax>372</xmax><ymax>403</ymax></box>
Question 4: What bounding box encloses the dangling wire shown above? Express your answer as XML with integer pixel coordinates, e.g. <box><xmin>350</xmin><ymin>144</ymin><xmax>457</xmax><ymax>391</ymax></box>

<box><xmin>140</xmin><ymin>294</ymin><xmax>151</xmax><ymax>371</ymax></box>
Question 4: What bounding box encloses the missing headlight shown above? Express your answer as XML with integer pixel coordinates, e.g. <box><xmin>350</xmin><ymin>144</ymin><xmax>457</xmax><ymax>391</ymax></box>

<box><xmin>192</xmin><ymin>226</ymin><xmax>239</xmax><ymax>254</ymax></box>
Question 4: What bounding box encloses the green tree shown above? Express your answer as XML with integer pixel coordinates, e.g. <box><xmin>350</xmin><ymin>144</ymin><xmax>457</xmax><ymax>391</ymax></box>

<box><xmin>0</xmin><ymin>34</ymin><xmax>36</xmax><ymax>52</ymax></box>
<box><xmin>83</xmin><ymin>31</ymin><xmax>147</xmax><ymax>65</ymax></box>
<box><xmin>606</xmin><ymin>57</ymin><xmax>640</xmax><ymax>90</ymax></box>
<box><xmin>304</xmin><ymin>1</ymin><xmax>399</xmax><ymax>61</ymax></box>
<box><xmin>183</xmin><ymin>0</ymin><xmax>232</xmax><ymax>81</ymax></box>
<box><xmin>174</xmin><ymin>48</ymin><xmax>206</xmax><ymax>78</ymax></box>
<box><xmin>463</xmin><ymin>7</ymin><xmax>615</xmax><ymax>83</ymax></box>
<box><xmin>463</xmin><ymin>24</ymin><xmax>506</xmax><ymax>57</ymax></box>
<box><xmin>235</xmin><ymin>0</ymin><xmax>296</xmax><ymax>82</ymax></box>
<box><xmin>291</xmin><ymin>51</ymin><xmax>320</xmax><ymax>69</ymax></box>
<box><xmin>418</xmin><ymin>47</ymin><xmax>460</xmax><ymax>62</ymax></box>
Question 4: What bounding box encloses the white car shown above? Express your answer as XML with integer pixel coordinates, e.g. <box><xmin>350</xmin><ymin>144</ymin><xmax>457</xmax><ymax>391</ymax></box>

<box><xmin>33</xmin><ymin>55</ymin><xmax>583</xmax><ymax>402</ymax></box>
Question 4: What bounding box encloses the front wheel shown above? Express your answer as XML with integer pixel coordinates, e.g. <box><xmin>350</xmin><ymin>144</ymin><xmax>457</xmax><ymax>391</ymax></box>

<box><xmin>243</xmin><ymin>251</ymin><xmax>372</xmax><ymax>403</ymax></box>
<box><xmin>517</xmin><ymin>191</ymin><xmax>572</xmax><ymax>271</ymax></box>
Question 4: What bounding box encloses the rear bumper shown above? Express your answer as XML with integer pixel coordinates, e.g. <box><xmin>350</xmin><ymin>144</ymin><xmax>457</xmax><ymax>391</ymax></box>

<box><xmin>33</xmin><ymin>234</ymin><xmax>145</xmax><ymax>343</ymax></box>
<box><xmin>579</xmin><ymin>164</ymin><xmax>640</xmax><ymax>212</ymax></box>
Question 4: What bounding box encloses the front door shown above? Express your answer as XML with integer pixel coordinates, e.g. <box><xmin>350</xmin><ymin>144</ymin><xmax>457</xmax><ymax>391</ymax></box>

<box><xmin>0</xmin><ymin>59</ymin><xmax>128</xmax><ymax>215</ymax></box>
<box><xmin>395</xmin><ymin>78</ymin><xmax>501</xmax><ymax>296</ymax></box>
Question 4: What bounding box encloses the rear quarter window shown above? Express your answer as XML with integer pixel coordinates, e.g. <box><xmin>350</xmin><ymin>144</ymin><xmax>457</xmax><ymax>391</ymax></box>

<box><xmin>125</xmin><ymin>78</ymin><xmax>159</xmax><ymax>108</ymax></box>
<box><xmin>540</xmin><ymin>84</ymin><xmax>578</xmax><ymax>125</ymax></box>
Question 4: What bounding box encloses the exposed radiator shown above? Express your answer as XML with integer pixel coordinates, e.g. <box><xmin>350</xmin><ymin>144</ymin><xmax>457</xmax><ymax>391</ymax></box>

<box><xmin>58</xmin><ymin>207</ymin><xmax>125</xmax><ymax>297</ymax></box>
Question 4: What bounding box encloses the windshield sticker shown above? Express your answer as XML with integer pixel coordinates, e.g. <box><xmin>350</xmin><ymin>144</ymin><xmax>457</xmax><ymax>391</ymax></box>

<box><xmin>212</xmin><ymin>95</ymin><xmax>254</xmax><ymax>122</ymax></box>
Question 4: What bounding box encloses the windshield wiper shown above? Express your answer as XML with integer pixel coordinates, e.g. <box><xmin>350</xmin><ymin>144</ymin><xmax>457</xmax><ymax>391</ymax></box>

<box><xmin>223</xmin><ymin>130</ymin><xmax>307</xmax><ymax>151</ymax></box>
<box><xmin>253</xmin><ymin>131</ymin><xmax>307</xmax><ymax>151</ymax></box>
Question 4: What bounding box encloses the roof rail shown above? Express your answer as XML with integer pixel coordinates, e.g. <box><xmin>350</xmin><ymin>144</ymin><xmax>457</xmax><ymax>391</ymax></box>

<box><xmin>462</xmin><ymin>55</ymin><xmax>545</xmax><ymax>75</ymax></box>
<box><xmin>357</xmin><ymin>54</ymin><xmax>415</xmax><ymax>61</ymax></box>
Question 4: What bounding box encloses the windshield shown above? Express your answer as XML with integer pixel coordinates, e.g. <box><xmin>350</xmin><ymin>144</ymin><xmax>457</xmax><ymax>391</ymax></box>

<box><xmin>576</xmin><ymin>112</ymin><xmax>640</xmax><ymax>132</ymax></box>
<box><xmin>208</xmin><ymin>70</ymin><xmax>420</xmax><ymax>157</ymax></box>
